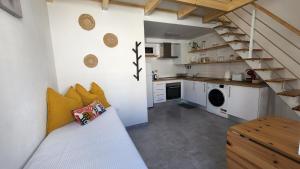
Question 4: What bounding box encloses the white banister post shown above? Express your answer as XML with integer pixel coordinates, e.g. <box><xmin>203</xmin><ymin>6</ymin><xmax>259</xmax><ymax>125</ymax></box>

<box><xmin>249</xmin><ymin>8</ymin><xmax>256</xmax><ymax>58</ymax></box>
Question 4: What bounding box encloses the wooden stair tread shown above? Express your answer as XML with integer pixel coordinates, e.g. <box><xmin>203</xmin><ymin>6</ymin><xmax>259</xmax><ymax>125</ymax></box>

<box><xmin>214</xmin><ymin>19</ymin><xmax>231</xmax><ymax>24</ymax></box>
<box><xmin>253</xmin><ymin>67</ymin><xmax>284</xmax><ymax>71</ymax></box>
<box><xmin>235</xmin><ymin>48</ymin><xmax>263</xmax><ymax>52</ymax></box>
<box><xmin>227</xmin><ymin>40</ymin><xmax>250</xmax><ymax>44</ymax></box>
<box><xmin>265</xmin><ymin>78</ymin><xmax>297</xmax><ymax>83</ymax></box>
<box><xmin>214</xmin><ymin>25</ymin><xmax>237</xmax><ymax>29</ymax></box>
<box><xmin>219</xmin><ymin>32</ymin><xmax>246</xmax><ymax>36</ymax></box>
<box><xmin>292</xmin><ymin>105</ymin><xmax>300</xmax><ymax>111</ymax></box>
<box><xmin>277</xmin><ymin>89</ymin><xmax>300</xmax><ymax>97</ymax></box>
<box><xmin>242</xmin><ymin>57</ymin><xmax>273</xmax><ymax>61</ymax></box>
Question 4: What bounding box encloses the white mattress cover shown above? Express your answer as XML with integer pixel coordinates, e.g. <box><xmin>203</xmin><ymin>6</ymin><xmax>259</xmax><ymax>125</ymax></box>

<box><xmin>24</xmin><ymin>107</ymin><xmax>147</xmax><ymax>169</ymax></box>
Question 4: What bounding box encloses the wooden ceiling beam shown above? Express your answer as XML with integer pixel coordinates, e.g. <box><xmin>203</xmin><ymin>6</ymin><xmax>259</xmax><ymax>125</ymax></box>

<box><xmin>102</xmin><ymin>0</ymin><xmax>110</xmax><ymax>10</ymax></box>
<box><xmin>227</xmin><ymin>0</ymin><xmax>254</xmax><ymax>11</ymax></box>
<box><xmin>177</xmin><ymin>5</ymin><xmax>198</xmax><ymax>19</ymax></box>
<box><xmin>173</xmin><ymin>0</ymin><xmax>228</xmax><ymax>11</ymax></box>
<box><xmin>202</xmin><ymin>11</ymin><xmax>226</xmax><ymax>23</ymax></box>
<box><xmin>202</xmin><ymin>0</ymin><xmax>255</xmax><ymax>23</ymax></box>
<box><xmin>144</xmin><ymin>0</ymin><xmax>162</xmax><ymax>15</ymax></box>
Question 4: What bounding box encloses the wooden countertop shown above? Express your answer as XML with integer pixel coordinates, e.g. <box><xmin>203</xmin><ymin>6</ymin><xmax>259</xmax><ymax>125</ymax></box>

<box><xmin>229</xmin><ymin>117</ymin><xmax>300</xmax><ymax>163</ymax></box>
<box><xmin>154</xmin><ymin>77</ymin><xmax>267</xmax><ymax>88</ymax></box>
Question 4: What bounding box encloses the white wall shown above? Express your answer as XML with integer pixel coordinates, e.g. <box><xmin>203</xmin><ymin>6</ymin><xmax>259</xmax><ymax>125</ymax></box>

<box><xmin>187</xmin><ymin>33</ymin><xmax>250</xmax><ymax>78</ymax></box>
<box><xmin>0</xmin><ymin>0</ymin><xmax>57</xmax><ymax>169</ymax></box>
<box><xmin>145</xmin><ymin>38</ymin><xmax>187</xmax><ymax>77</ymax></box>
<box><xmin>146</xmin><ymin>58</ymin><xmax>186</xmax><ymax>77</ymax></box>
<box><xmin>47</xmin><ymin>0</ymin><xmax>148</xmax><ymax>126</ymax></box>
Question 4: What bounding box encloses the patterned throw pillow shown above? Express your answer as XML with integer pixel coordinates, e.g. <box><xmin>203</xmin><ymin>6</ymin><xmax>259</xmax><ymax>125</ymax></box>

<box><xmin>72</xmin><ymin>101</ymin><xmax>106</xmax><ymax>125</ymax></box>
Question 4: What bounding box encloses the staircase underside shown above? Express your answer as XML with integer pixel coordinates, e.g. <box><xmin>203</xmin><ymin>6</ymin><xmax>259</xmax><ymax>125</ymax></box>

<box><xmin>213</xmin><ymin>20</ymin><xmax>300</xmax><ymax>117</ymax></box>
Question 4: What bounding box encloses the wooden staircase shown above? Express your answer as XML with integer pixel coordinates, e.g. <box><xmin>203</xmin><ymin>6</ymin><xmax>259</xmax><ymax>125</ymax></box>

<box><xmin>213</xmin><ymin>19</ymin><xmax>300</xmax><ymax>116</ymax></box>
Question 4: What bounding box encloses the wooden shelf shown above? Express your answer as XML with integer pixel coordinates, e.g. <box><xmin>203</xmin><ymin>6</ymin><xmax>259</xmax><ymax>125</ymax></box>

<box><xmin>227</xmin><ymin>40</ymin><xmax>250</xmax><ymax>44</ymax></box>
<box><xmin>253</xmin><ymin>67</ymin><xmax>284</xmax><ymax>71</ymax></box>
<box><xmin>265</xmin><ymin>78</ymin><xmax>297</xmax><ymax>83</ymax></box>
<box><xmin>185</xmin><ymin>59</ymin><xmax>244</xmax><ymax>65</ymax></box>
<box><xmin>235</xmin><ymin>48</ymin><xmax>263</xmax><ymax>52</ymax></box>
<box><xmin>220</xmin><ymin>32</ymin><xmax>246</xmax><ymax>36</ymax></box>
<box><xmin>214</xmin><ymin>25</ymin><xmax>238</xmax><ymax>29</ymax></box>
<box><xmin>278</xmin><ymin>89</ymin><xmax>300</xmax><ymax>97</ymax></box>
<box><xmin>242</xmin><ymin>57</ymin><xmax>273</xmax><ymax>61</ymax></box>
<box><xmin>189</xmin><ymin>44</ymin><xmax>229</xmax><ymax>53</ymax></box>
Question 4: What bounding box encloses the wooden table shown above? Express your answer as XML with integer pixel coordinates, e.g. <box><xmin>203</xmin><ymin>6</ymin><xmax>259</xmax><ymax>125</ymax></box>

<box><xmin>227</xmin><ymin>117</ymin><xmax>300</xmax><ymax>169</ymax></box>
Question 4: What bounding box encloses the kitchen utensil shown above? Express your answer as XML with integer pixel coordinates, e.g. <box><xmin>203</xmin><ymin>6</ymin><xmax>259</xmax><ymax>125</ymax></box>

<box><xmin>232</xmin><ymin>73</ymin><xmax>244</xmax><ymax>81</ymax></box>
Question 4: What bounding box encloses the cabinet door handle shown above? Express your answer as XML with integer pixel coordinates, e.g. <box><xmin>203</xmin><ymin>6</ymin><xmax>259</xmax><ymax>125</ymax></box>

<box><xmin>203</xmin><ymin>83</ymin><xmax>205</xmax><ymax>93</ymax></box>
<box><xmin>229</xmin><ymin>86</ymin><xmax>231</xmax><ymax>98</ymax></box>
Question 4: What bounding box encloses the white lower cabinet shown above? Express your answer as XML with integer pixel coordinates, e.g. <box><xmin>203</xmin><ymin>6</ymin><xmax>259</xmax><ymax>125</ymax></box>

<box><xmin>153</xmin><ymin>82</ymin><xmax>166</xmax><ymax>103</ymax></box>
<box><xmin>228</xmin><ymin>85</ymin><xmax>269</xmax><ymax>120</ymax></box>
<box><xmin>183</xmin><ymin>80</ymin><xmax>207</xmax><ymax>107</ymax></box>
<box><xmin>183</xmin><ymin>80</ymin><xmax>194</xmax><ymax>102</ymax></box>
<box><xmin>195</xmin><ymin>82</ymin><xmax>207</xmax><ymax>107</ymax></box>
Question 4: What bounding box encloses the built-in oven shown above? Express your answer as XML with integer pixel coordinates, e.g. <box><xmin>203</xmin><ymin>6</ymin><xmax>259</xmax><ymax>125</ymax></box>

<box><xmin>166</xmin><ymin>82</ymin><xmax>181</xmax><ymax>100</ymax></box>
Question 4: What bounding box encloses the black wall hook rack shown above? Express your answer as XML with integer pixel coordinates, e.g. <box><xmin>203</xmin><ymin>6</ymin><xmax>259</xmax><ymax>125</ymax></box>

<box><xmin>132</xmin><ymin>41</ymin><xmax>142</xmax><ymax>81</ymax></box>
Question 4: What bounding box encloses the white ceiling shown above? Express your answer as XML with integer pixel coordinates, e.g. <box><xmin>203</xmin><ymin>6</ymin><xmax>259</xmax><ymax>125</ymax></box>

<box><xmin>144</xmin><ymin>21</ymin><xmax>213</xmax><ymax>40</ymax></box>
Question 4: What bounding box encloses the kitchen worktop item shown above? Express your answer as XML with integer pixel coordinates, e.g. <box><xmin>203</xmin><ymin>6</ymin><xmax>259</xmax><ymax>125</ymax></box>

<box><xmin>232</xmin><ymin>73</ymin><xmax>244</xmax><ymax>81</ymax></box>
<box><xmin>224</xmin><ymin>70</ymin><xmax>231</xmax><ymax>81</ymax></box>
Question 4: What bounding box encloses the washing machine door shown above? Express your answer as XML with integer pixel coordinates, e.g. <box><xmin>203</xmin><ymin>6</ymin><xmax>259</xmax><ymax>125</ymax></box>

<box><xmin>208</xmin><ymin>89</ymin><xmax>225</xmax><ymax>107</ymax></box>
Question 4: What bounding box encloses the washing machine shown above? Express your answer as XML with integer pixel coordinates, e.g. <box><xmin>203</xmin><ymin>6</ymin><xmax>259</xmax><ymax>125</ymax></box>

<box><xmin>206</xmin><ymin>83</ymin><xmax>230</xmax><ymax>118</ymax></box>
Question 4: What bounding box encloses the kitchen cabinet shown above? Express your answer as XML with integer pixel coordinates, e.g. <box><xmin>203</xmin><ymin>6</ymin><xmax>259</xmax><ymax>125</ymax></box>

<box><xmin>227</xmin><ymin>85</ymin><xmax>268</xmax><ymax>120</ymax></box>
<box><xmin>183</xmin><ymin>80</ymin><xmax>194</xmax><ymax>102</ymax></box>
<box><xmin>153</xmin><ymin>82</ymin><xmax>166</xmax><ymax>103</ymax></box>
<box><xmin>195</xmin><ymin>82</ymin><xmax>207</xmax><ymax>107</ymax></box>
<box><xmin>183</xmin><ymin>80</ymin><xmax>207</xmax><ymax>106</ymax></box>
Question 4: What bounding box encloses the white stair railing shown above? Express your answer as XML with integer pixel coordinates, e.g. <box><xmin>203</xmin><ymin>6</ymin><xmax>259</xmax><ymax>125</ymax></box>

<box><xmin>248</xmin><ymin>9</ymin><xmax>256</xmax><ymax>58</ymax></box>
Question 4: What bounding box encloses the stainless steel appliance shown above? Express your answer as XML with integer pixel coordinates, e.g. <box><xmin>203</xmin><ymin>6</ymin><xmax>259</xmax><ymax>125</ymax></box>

<box><xmin>145</xmin><ymin>44</ymin><xmax>157</xmax><ymax>56</ymax></box>
<box><xmin>166</xmin><ymin>82</ymin><xmax>181</xmax><ymax>100</ymax></box>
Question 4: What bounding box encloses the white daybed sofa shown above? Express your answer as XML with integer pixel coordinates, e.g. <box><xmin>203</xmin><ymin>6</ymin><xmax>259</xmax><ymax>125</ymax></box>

<box><xmin>24</xmin><ymin>107</ymin><xmax>148</xmax><ymax>169</ymax></box>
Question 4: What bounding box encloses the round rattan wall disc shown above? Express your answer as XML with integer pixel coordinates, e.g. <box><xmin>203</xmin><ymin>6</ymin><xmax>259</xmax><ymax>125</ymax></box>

<box><xmin>103</xmin><ymin>33</ymin><xmax>118</xmax><ymax>48</ymax></box>
<box><xmin>78</xmin><ymin>14</ymin><xmax>95</xmax><ymax>31</ymax></box>
<box><xmin>84</xmin><ymin>54</ymin><xmax>98</xmax><ymax>68</ymax></box>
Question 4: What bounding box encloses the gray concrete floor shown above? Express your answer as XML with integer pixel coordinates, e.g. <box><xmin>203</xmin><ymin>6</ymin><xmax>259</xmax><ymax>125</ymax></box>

<box><xmin>127</xmin><ymin>100</ymin><xmax>236</xmax><ymax>169</ymax></box>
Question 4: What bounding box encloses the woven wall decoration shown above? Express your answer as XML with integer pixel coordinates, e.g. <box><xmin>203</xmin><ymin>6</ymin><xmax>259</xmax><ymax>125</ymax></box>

<box><xmin>103</xmin><ymin>33</ymin><xmax>118</xmax><ymax>48</ymax></box>
<box><xmin>84</xmin><ymin>54</ymin><xmax>98</xmax><ymax>68</ymax></box>
<box><xmin>78</xmin><ymin>14</ymin><xmax>95</xmax><ymax>31</ymax></box>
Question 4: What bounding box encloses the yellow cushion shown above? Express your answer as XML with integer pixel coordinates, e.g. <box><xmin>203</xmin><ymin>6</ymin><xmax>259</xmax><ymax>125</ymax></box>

<box><xmin>75</xmin><ymin>84</ymin><xmax>99</xmax><ymax>106</ymax></box>
<box><xmin>65</xmin><ymin>87</ymin><xmax>83</xmax><ymax>107</ymax></box>
<box><xmin>47</xmin><ymin>88</ymin><xmax>82</xmax><ymax>134</ymax></box>
<box><xmin>90</xmin><ymin>82</ymin><xmax>111</xmax><ymax>108</ymax></box>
